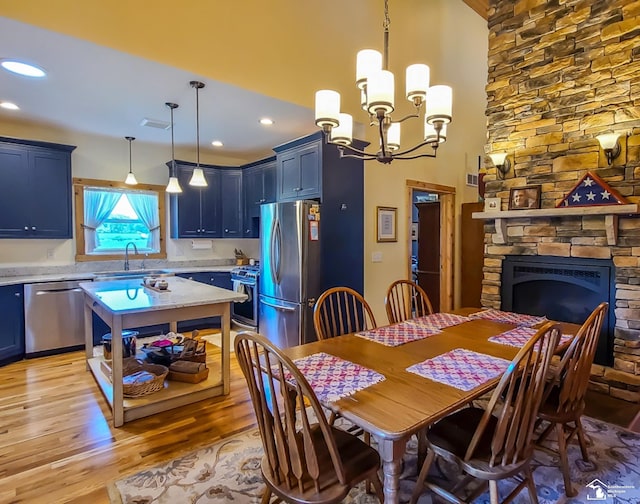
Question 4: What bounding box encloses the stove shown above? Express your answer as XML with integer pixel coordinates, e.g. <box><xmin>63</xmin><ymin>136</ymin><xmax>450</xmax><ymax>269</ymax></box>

<box><xmin>230</xmin><ymin>264</ymin><xmax>259</xmax><ymax>329</ymax></box>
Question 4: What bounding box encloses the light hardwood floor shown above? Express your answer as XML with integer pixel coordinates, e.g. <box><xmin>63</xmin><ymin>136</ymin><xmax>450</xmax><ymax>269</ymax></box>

<box><xmin>1</xmin><ymin>339</ymin><xmax>638</xmax><ymax>504</ymax></box>
<box><xmin>0</xmin><ymin>342</ymin><xmax>255</xmax><ymax>504</ymax></box>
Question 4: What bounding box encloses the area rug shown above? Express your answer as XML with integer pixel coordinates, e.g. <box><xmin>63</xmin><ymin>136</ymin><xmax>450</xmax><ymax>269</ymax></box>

<box><xmin>108</xmin><ymin>416</ymin><xmax>640</xmax><ymax>503</ymax></box>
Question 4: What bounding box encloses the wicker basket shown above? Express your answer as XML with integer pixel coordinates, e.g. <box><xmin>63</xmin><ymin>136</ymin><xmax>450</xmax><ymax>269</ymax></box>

<box><xmin>121</xmin><ymin>358</ymin><xmax>168</xmax><ymax>397</ymax></box>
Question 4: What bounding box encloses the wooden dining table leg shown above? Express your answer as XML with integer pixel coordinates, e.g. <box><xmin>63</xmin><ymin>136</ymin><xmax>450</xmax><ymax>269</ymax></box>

<box><xmin>376</xmin><ymin>436</ymin><xmax>408</xmax><ymax>504</ymax></box>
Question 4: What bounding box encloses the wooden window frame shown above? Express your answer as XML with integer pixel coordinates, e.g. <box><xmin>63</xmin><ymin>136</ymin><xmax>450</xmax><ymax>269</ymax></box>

<box><xmin>73</xmin><ymin>177</ymin><xmax>167</xmax><ymax>262</ymax></box>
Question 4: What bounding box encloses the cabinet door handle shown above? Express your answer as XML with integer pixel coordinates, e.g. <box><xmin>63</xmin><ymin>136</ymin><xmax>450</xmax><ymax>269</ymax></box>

<box><xmin>32</xmin><ymin>226</ymin><xmax>36</xmax><ymax>230</ymax></box>
<box><xmin>259</xmin><ymin>198</ymin><xmax>266</xmax><ymax>203</ymax></box>
<box><xmin>24</xmin><ymin>226</ymin><xmax>29</xmax><ymax>230</ymax></box>
<box><xmin>15</xmin><ymin>292</ymin><xmax>21</xmax><ymax>297</ymax></box>
<box><xmin>246</xmin><ymin>229</ymin><xmax>250</xmax><ymax>233</ymax></box>
<box><xmin>294</xmin><ymin>187</ymin><xmax>302</xmax><ymax>191</ymax></box>
<box><xmin>225</xmin><ymin>229</ymin><xmax>229</xmax><ymax>233</ymax></box>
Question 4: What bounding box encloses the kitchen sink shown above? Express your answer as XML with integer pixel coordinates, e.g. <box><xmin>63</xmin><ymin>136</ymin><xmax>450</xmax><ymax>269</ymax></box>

<box><xmin>92</xmin><ymin>269</ymin><xmax>174</xmax><ymax>281</ymax></box>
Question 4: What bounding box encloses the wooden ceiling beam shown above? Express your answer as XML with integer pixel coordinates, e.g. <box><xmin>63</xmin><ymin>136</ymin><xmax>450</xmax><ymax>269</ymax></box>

<box><xmin>463</xmin><ymin>0</ymin><xmax>488</xmax><ymax>20</ymax></box>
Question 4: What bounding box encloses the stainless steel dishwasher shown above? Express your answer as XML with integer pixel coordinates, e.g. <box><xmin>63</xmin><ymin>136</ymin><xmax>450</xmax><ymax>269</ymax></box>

<box><xmin>24</xmin><ymin>280</ymin><xmax>89</xmax><ymax>356</ymax></box>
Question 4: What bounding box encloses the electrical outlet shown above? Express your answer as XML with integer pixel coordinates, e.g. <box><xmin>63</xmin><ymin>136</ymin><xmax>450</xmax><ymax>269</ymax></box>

<box><xmin>372</xmin><ymin>251</ymin><xmax>383</xmax><ymax>263</ymax></box>
<box><xmin>46</xmin><ymin>248</ymin><xmax>55</xmax><ymax>259</ymax></box>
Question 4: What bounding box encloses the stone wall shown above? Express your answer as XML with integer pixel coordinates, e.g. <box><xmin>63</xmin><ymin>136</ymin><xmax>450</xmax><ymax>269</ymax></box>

<box><xmin>483</xmin><ymin>0</ymin><xmax>640</xmax><ymax>401</ymax></box>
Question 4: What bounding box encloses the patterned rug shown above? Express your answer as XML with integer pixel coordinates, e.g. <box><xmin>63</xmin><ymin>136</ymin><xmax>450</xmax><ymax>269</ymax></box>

<box><xmin>108</xmin><ymin>416</ymin><xmax>640</xmax><ymax>503</ymax></box>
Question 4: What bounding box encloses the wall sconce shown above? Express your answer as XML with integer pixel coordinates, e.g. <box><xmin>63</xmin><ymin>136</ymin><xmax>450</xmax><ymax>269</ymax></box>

<box><xmin>596</xmin><ymin>133</ymin><xmax>622</xmax><ymax>165</ymax></box>
<box><xmin>489</xmin><ymin>152</ymin><xmax>511</xmax><ymax>180</ymax></box>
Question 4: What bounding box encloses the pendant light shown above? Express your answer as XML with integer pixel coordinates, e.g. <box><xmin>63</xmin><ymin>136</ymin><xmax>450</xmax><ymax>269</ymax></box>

<box><xmin>165</xmin><ymin>102</ymin><xmax>182</xmax><ymax>193</ymax></box>
<box><xmin>124</xmin><ymin>136</ymin><xmax>138</xmax><ymax>185</ymax></box>
<box><xmin>189</xmin><ymin>80</ymin><xmax>208</xmax><ymax>187</ymax></box>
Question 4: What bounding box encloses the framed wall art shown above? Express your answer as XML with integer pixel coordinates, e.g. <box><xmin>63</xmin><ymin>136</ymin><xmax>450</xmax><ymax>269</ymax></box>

<box><xmin>376</xmin><ymin>206</ymin><xmax>397</xmax><ymax>242</ymax></box>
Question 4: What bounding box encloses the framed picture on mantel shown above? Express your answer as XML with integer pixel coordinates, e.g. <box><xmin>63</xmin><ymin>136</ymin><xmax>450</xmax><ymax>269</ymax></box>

<box><xmin>376</xmin><ymin>206</ymin><xmax>397</xmax><ymax>242</ymax></box>
<box><xmin>508</xmin><ymin>185</ymin><xmax>541</xmax><ymax>210</ymax></box>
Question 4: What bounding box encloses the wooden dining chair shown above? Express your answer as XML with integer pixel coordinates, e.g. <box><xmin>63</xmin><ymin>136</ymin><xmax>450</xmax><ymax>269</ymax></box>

<box><xmin>313</xmin><ymin>286</ymin><xmax>377</xmax><ymax>341</ymax></box>
<box><xmin>535</xmin><ymin>302</ymin><xmax>608</xmax><ymax>497</ymax></box>
<box><xmin>410</xmin><ymin>321</ymin><xmax>562</xmax><ymax>504</ymax></box>
<box><xmin>385</xmin><ymin>279</ymin><xmax>434</xmax><ymax>325</ymax></box>
<box><xmin>234</xmin><ymin>331</ymin><xmax>384</xmax><ymax>504</ymax></box>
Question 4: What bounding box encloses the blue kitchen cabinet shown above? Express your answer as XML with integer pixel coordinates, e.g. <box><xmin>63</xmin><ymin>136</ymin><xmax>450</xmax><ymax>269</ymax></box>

<box><xmin>220</xmin><ymin>169</ymin><xmax>243</xmax><ymax>238</ymax></box>
<box><xmin>0</xmin><ymin>137</ymin><xmax>75</xmax><ymax>239</ymax></box>
<box><xmin>169</xmin><ymin>162</ymin><xmax>221</xmax><ymax>239</ymax></box>
<box><xmin>242</xmin><ymin>157</ymin><xmax>276</xmax><ymax>238</ymax></box>
<box><xmin>274</xmin><ymin>139</ymin><xmax>321</xmax><ymax>201</ymax></box>
<box><xmin>0</xmin><ymin>284</ymin><xmax>25</xmax><ymax>365</ymax></box>
<box><xmin>176</xmin><ymin>271</ymin><xmax>232</xmax><ymax>331</ymax></box>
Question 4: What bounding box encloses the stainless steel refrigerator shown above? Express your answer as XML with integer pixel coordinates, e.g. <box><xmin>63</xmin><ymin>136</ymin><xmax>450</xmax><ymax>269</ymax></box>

<box><xmin>259</xmin><ymin>200</ymin><xmax>321</xmax><ymax>348</ymax></box>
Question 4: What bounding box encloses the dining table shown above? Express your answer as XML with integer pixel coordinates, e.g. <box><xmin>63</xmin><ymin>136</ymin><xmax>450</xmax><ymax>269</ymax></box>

<box><xmin>282</xmin><ymin>307</ymin><xmax>579</xmax><ymax>504</ymax></box>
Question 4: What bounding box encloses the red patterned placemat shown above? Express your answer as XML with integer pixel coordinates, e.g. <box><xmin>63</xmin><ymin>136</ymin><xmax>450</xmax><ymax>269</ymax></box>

<box><xmin>469</xmin><ymin>308</ymin><xmax>547</xmax><ymax>327</ymax></box>
<box><xmin>406</xmin><ymin>312</ymin><xmax>471</xmax><ymax>330</ymax></box>
<box><xmin>488</xmin><ymin>326</ymin><xmax>574</xmax><ymax>348</ymax></box>
<box><xmin>355</xmin><ymin>322</ymin><xmax>441</xmax><ymax>346</ymax></box>
<box><xmin>284</xmin><ymin>352</ymin><xmax>385</xmax><ymax>403</ymax></box>
<box><xmin>407</xmin><ymin>348</ymin><xmax>510</xmax><ymax>391</ymax></box>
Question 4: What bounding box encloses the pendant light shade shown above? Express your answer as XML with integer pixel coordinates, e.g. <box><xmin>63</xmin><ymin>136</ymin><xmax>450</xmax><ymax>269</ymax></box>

<box><xmin>165</xmin><ymin>102</ymin><xmax>182</xmax><ymax>193</ymax></box>
<box><xmin>189</xmin><ymin>80</ymin><xmax>208</xmax><ymax>187</ymax></box>
<box><xmin>124</xmin><ymin>136</ymin><xmax>138</xmax><ymax>185</ymax></box>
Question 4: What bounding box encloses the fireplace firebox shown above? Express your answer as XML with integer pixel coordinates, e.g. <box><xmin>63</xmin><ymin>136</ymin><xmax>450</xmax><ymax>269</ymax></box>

<box><xmin>501</xmin><ymin>256</ymin><xmax>615</xmax><ymax>366</ymax></box>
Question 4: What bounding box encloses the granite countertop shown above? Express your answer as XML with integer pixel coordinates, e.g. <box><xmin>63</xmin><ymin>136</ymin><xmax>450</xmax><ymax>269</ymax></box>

<box><xmin>79</xmin><ymin>276</ymin><xmax>247</xmax><ymax>314</ymax></box>
<box><xmin>0</xmin><ymin>263</ymin><xmax>237</xmax><ymax>287</ymax></box>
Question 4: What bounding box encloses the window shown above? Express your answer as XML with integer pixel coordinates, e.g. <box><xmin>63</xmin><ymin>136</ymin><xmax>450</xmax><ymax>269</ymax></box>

<box><xmin>74</xmin><ymin>178</ymin><xmax>167</xmax><ymax>262</ymax></box>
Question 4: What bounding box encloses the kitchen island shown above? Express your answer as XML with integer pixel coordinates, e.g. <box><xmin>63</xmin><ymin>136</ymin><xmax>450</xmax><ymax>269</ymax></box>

<box><xmin>80</xmin><ymin>276</ymin><xmax>246</xmax><ymax>427</ymax></box>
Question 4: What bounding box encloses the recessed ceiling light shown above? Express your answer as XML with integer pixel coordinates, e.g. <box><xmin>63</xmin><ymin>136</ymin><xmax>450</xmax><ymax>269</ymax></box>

<box><xmin>0</xmin><ymin>101</ymin><xmax>19</xmax><ymax>110</ymax></box>
<box><xmin>1</xmin><ymin>60</ymin><xmax>46</xmax><ymax>78</ymax></box>
<box><xmin>259</xmin><ymin>118</ymin><xmax>274</xmax><ymax>126</ymax></box>
<box><xmin>211</xmin><ymin>140</ymin><xmax>223</xmax><ymax>147</ymax></box>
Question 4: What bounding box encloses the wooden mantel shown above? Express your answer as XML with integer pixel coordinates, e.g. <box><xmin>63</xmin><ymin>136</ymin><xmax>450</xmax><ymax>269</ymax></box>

<box><xmin>472</xmin><ymin>204</ymin><xmax>639</xmax><ymax>246</ymax></box>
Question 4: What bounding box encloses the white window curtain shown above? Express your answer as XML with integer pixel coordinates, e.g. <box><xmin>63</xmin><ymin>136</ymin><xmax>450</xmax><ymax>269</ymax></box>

<box><xmin>128</xmin><ymin>192</ymin><xmax>160</xmax><ymax>251</ymax></box>
<box><xmin>83</xmin><ymin>188</ymin><xmax>120</xmax><ymax>251</ymax></box>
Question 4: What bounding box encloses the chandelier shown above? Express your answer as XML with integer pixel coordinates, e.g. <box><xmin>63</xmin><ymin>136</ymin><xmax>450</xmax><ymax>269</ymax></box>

<box><xmin>314</xmin><ymin>0</ymin><xmax>452</xmax><ymax>164</ymax></box>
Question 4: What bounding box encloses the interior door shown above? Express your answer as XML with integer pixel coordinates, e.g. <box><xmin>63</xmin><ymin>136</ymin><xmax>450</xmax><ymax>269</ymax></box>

<box><xmin>416</xmin><ymin>202</ymin><xmax>440</xmax><ymax>312</ymax></box>
<box><xmin>461</xmin><ymin>202</ymin><xmax>485</xmax><ymax>308</ymax></box>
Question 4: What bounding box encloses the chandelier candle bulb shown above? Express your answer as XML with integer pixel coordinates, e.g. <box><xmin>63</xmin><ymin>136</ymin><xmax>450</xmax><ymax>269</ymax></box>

<box><xmin>426</xmin><ymin>85</ymin><xmax>453</xmax><ymax>124</ymax></box>
<box><xmin>330</xmin><ymin>113</ymin><xmax>353</xmax><ymax>146</ymax></box>
<box><xmin>356</xmin><ymin>49</ymin><xmax>382</xmax><ymax>89</ymax></box>
<box><xmin>314</xmin><ymin>90</ymin><xmax>341</xmax><ymax>130</ymax></box>
<box><xmin>406</xmin><ymin>64</ymin><xmax>430</xmax><ymax>103</ymax></box>
<box><xmin>387</xmin><ymin>123</ymin><xmax>401</xmax><ymax>151</ymax></box>
<box><xmin>367</xmin><ymin>69</ymin><xmax>395</xmax><ymax>115</ymax></box>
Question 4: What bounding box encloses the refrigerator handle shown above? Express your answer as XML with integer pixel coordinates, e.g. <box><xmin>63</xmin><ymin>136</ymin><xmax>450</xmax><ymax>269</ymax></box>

<box><xmin>272</xmin><ymin>218</ymin><xmax>282</xmax><ymax>284</ymax></box>
<box><xmin>261</xmin><ymin>298</ymin><xmax>296</xmax><ymax>312</ymax></box>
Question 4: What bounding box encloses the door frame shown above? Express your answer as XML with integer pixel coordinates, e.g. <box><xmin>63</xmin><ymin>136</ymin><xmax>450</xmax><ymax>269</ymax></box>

<box><xmin>405</xmin><ymin>179</ymin><xmax>455</xmax><ymax>311</ymax></box>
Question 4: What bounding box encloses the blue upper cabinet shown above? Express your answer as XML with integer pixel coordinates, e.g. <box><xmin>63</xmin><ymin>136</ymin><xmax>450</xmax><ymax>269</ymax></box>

<box><xmin>275</xmin><ymin>139</ymin><xmax>321</xmax><ymax>201</ymax></box>
<box><xmin>220</xmin><ymin>168</ymin><xmax>243</xmax><ymax>237</ymax></box>
<box><xmin>169</xmin><ymin>162</ymin><xmax>221</xmax><ymax>238</ymax></box>
<box><xmin>241</xmin><ymin>157</ymin><xmax>276</xmax><ymax>238</ymax></box>
<box><xmin>0</xmin><ymin>137</ymin><xmax>75</xmax><ymax>239</ymax></box>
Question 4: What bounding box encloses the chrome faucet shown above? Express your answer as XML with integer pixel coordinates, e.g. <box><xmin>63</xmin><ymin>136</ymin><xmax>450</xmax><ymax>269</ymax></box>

<box><xmin>124</xmin><ymin>242</ymin><xmax>138</xmax><ymax>271</ymax></box>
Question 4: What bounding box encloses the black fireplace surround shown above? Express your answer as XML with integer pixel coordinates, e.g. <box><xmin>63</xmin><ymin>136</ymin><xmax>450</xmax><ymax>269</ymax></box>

<box><xmin>501</xmin><ymin>255</ymin><xmax>615</xmax><ymax>366</ymax></box>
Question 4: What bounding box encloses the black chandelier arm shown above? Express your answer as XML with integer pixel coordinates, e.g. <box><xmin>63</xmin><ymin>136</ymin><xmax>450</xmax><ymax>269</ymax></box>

<box><xmin>334</xmin><ymin>144</ymin><xmax>378</xmax><ymax>160</ymax></box>
<box><xmin>378</xmin><ymin>117</ymin><xmax>389</xmax><ymax>159</ymax></box>
<box><xmin>329</xmin><ymin>141</ymin><xmax>374</xmax><ymax>158</ymax></box>
<box><xmin>392</xmin><ymin>113</ymin><xmax>420</xmax><ymax>124</ymax></box>
<box><xmin>393</xmin><ymin>151</ymin><xmax>438</xmax><ymax>160</ymax></box>
<box><xmin>393</xmin><ymin>140</ymin><xmax>440</xmax><ymax>158</ymax></box>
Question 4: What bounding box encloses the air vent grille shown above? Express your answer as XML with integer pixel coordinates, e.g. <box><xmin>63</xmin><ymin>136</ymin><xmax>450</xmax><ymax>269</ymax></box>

<box><xmin>140</xmin><ymin>118</ymin><xmax>171</xmax><ymax>130</ymax></box>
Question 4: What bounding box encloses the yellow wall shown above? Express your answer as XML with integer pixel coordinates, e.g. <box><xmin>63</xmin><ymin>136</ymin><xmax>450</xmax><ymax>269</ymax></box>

<box><xmin>0</xmin><ymin>0</ymin><xmax>488</xmax><ymax>321</ymax></box>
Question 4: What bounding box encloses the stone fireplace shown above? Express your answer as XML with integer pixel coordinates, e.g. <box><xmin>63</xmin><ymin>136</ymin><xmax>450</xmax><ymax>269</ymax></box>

<box><xmin>480</xmin><ymin>0</ymin><xmax>640</xmax><ymax>402</ymax></box>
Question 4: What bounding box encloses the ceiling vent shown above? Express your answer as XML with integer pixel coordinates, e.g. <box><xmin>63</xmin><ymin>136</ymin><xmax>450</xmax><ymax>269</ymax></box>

<box><xmin>140</xmin><ymin>117</ymin><xmax>171</xmax><ymax>130</ymax></box>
